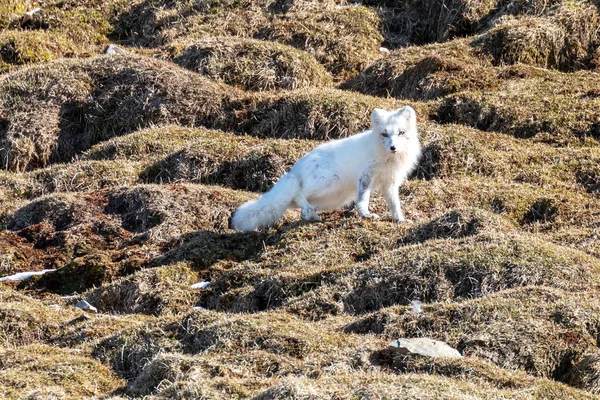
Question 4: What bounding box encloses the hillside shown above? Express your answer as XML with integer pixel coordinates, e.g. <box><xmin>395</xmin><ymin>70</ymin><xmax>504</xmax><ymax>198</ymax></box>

<box><xmin>1</xmin><ymin>0</ymin><xmax>600</xmax><ymax>398</ymax></box>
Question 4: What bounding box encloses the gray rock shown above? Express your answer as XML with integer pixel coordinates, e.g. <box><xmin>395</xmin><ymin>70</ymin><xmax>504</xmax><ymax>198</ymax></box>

<box><xmin>104</xmin><ymin>44</ymin><xmax>127</xmax><ymax>55</ymax></box>
<box><xmin>75</xmin><ymin>300</ymin><xmax>98</xmax><ymax>313</ymax></box>
<box><xmin>389</xmin><ymin>338</ymin><xmax>462</xmax><ymax>358</ymax></box>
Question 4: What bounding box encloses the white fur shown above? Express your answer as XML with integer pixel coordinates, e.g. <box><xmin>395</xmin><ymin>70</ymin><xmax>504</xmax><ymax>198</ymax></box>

<box><xmin>230</xmin><ymin>106</ymin><xmax>422</xmax><ymax>232</ymax></box>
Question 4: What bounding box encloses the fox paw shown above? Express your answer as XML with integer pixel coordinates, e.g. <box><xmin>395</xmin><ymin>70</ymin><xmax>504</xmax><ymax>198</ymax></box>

<box><xmin>361</xmin><ymin>213</ymin><xmax>380</xmax><ymax>220</ymax></box>
<box><xmin>393</xmin><ymin>217</ymin><xmax>412</xmax><ymax>224</ymax></box>
<box><xmin>301</xmin><ymin>210</ymin><xmax>322</xmax><ymax>222</ymax></box>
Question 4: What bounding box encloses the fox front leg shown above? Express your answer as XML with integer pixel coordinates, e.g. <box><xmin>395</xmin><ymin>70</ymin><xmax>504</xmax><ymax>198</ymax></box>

<box><xmin>357</xmin><ymin>172</ymin><xmax>380</xmax><ymax>220</ymax></box>
<box><xmin>385</xmin><ymin>184</ymin><xmax>405</xmax><ymax>223</ymax></box>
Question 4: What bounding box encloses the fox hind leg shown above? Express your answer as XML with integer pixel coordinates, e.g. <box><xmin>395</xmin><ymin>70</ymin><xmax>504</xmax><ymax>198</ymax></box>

<box><xmin>294</xmin><ymin>195</ymin><xmax>322</xmax><ymax>222</ymax></box>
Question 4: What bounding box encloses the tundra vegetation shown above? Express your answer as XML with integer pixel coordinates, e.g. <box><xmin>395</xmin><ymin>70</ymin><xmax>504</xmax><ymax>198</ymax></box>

<box><xmin>1</xmin><ymin>0</ymin><xmax>600</xmax><ymax>398</ymax></box>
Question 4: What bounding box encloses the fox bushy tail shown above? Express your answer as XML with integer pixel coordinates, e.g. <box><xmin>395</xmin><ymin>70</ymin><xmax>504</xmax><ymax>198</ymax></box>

<box><xmin>231</xmin><ymin>173</ymin><xmax>299</xmax><ymax>231</ymax></box>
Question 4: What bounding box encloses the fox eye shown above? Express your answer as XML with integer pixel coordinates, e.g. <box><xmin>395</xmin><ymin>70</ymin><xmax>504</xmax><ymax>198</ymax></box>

<box><xmin>381</xmin><ymin>132</ymin><xmax>389</xmax><ymax>137</ymax></box>
<box><xmin>398</xmin><ymin>130</ymin><xmax>405</xmax><ymax>135</ymax></box>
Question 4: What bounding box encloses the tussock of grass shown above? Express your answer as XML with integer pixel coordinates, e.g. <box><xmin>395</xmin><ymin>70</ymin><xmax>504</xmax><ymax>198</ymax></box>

<box><xmin>114</xmin><ymin>1</ymin><xmax>383</xmax><ymax>78</ymax></box>
<box><xmin>199</xmin><ymin>211</ymin><xmax>600</xmax><ymax>318</ymax></box>
<box><xmin>29</xmin><ymin>160</ymin><xmax>142</xmax><ymax>195</ymax></box>
<box><xmin>0</xmin><ymin>30</ymin><xmax>78</xmax><ymax>73</ymax></box>
<box><xmin>348</xmin><ymin>287</ymin><xmax>600</xmax><ymax>385</ymax></box>
<box><xmin>106</xmin><ymin>184</ymin><xmax>254</xmax><ymax>238</ymax></box>
<box><xmin>416</xmin><ymin>121</ymin><xmax>600</xmax><ymax>190</ymax></box>
<box><xmin>85</xmin><ymin>263</ymin><xmax>199</xmax><ymax>315</ymax></box>
<box><xmin>93</xmin><ymin>319</ymin><xmax>181</xmax><ymax>379</ymax></box>
<box><xmin>343</xmin><ymin>38</ymin><xmax>498</xmax><ymax>100</ymax></box>
<box><xmin>233</xmin><ymin>89</ymin><xmax>427</xmax><ymax>140</ymax></box>
<box><xmin>170</xmin><ymin>37</ymin><xmax>332</xmax><ymax>90</ymax></box>
<box><xmin>252</xmin><ymin>369</ymin><xmax>595</xmax><ymax>400</ymax></box>
<box><xmin>434</xmin><ymin>70</ymin><xmax>600</xmax><ymax>144</ymax></box>
<box><xmin>0</xmin><ymin>53</ymin><xmax>234</xmax><ymax>172</ymax></box>
<box><xmin>474</xmin><ymin>2</ymin><xmax>600</xmax><ymax>71</ymax></box>
<box><xmin>0</xmin><ymin>344</ymin><xmax>125</xmax><ymax>399</ymax></box>
<box><xmin>139</xmin><ymin>129</ymin><xmax>314</xmax><ymax>191</ymax></box>
<box><xmin>0</xmin><ymin>288</ymin><xmax>78</xmax><ymax>346</ymax></box>
<box><xmin>83</xmin><ymin>125</ymin><xmax>204</xmax><ymax>162</ymax></box>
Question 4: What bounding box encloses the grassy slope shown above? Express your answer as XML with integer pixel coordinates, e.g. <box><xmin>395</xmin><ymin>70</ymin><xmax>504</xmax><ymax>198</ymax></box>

<box><xmin>1</xmin><ymin>0</ymin><xmax>600</xmax><ymax>399</ymax></box>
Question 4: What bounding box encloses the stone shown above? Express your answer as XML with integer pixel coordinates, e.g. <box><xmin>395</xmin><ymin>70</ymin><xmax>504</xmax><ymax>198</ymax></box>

<box><xmin>389</xmin><ymin>338</ymin><xmax>462</xmax><ymax>358</ymax></box>
<box><xmin>104</xmin><ymin>44</ymin><xmax>128</xmax><ymax>55</ymax></box>
<box><xmin>75</xmin><ymin>300</ymin><xmax>98</xmax><ymax>313</ymax></box>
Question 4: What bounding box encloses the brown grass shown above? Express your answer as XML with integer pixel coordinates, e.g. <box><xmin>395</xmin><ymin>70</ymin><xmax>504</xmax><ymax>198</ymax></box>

<box><xmin>348</xmin><ymin>287</ymin><xmax>600</xmax><ymax>386</ymax></box>
<box><xmin>343</xmin><ymin>38</ymin><xmax>499</xmax><ymax>100</ymax></box>
<box><xmin>434</xmin><ymin>70</ymin><xmax>600</xmax><ymax>145</ymax></box>
<box><xmin>113</xmin><ymin>1</ymin><xmax>383</xmax><ymax>78</ymax></box>
<box><xmin>169</xmin><ymin>37</ymin><xmax>332</xmax><ymax>91</ymax></box>
<box><xmin>232</xmin><ymin>88</ymin><xmax>428</xmax><ymax>140</ymax></box>
<box><xmin>474</xmin><ymin>2</ymin><xmax>600</xmax><ymax>71</ymax></box>
<box><xmin>0</xmin><ymin>53</ymin><xmax>235</xmax><ymax>172</ymax></box>
<box><xmin>0</xmin><ymin>344</ymin><xmax>125</xmax><ymax>399</ymax></box>
<box><xmin>2</xmin><ymin>0</ymin><xmax>600</xmax><ymax>398</ymax></box>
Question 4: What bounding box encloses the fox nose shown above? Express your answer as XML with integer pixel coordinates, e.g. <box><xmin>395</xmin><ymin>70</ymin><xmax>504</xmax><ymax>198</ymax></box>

<box><xmin>390</xmin><ymin>146</ymin><xmax>396</xmax><ymax>152</ymax></box>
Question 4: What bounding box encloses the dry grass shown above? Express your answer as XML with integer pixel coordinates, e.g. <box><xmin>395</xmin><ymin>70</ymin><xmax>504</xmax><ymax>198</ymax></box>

<box><xmin>343</xmin><ymin>38</ymin><xmax>499</xmax><ymax>100</ymax></box>
<box><xmin>0</xmin><ymin>344</ymin><xmax>125</xmax><ymax>399</ymax></box>
<box><xmin>434</xmin><ymin>69</ymin><xmax>600</xmax><ymax>145</ymax></box>
<box><xmin>113</xmin><ymin>1</ymin><xmax>383</xmax><ymax>78</ymax></box>
<box><xmin>0</xmin><ymin>30</ymin><xmax>79</xmax><ymax>73</ymax></box>
<box><xmin>348</xmin><ymin>287</ymin><xmax>600</xmax><ymax>386</ymax></box>
<box><xmin>0</xmin><ymin>53</ymin><xmax>235</xmax><ymax>172</ymax></box>
<box><xmin>2</xmin><ymin>0</ymin><xmax>600</xmax><ymax>398</ymax></box>
<box><xmin>232</xmin><ymin>88</ymin><xmax>429</xmax><ymax>140</ymax></box>
<box><xmin>169</xmin><ymin>37</ymin><xmax>332</xmax><ymax>90</ymax></box>
<box><xmin>85</xmin><ymin>262</ymin><xmax>199</xmax><ymax>315</ymax></box>
<box><xmin>139</xmin><ymin>129</ymin><xmax>315</xmax><ymax>191</ymax></box>
<box><xmin>474</xmin><ymin>2</ymin><xmax>600</xmax><ymax>71</ymax></box>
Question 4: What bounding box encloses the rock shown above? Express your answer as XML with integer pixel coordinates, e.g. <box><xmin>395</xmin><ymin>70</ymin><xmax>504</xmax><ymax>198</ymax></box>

<box><xmin>410</xmin><ymin>300</ymin><xmax>423</xmax><ymax>313</ymax></box>
<box><xmin>75</xmin><ymin>300</ymin><xmax>98</xmax><ymax>313</ymax></box>
<box><xmin>21</xmin><ymin>7</ymin><xmax>42</xmax><ymax>24</ymax></box>
<box><xmin>191</xmin><ymin>281</ymin><xmax>211</xmax><ymax>289</ymax></box>
<box><xmin>104</xmin><ymin>44</ymin><xmax>128</xmax><ymax>55</ymax></box>
<box><xmin>389</xmin><ymin>338</ymin><xmax>462</xmax><ymax>358</ymax></box>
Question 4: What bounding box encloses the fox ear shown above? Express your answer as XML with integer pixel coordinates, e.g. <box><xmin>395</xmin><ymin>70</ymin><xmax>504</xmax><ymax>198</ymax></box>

<box><xmin>397</xmin><ymin>106</ymin><xmax>416</xmax><ymax>123</ymax></box>
<box><xmin>371</xmin><ymin>108</ymin><xmax>388</xmax><ymax>128</ymax></box>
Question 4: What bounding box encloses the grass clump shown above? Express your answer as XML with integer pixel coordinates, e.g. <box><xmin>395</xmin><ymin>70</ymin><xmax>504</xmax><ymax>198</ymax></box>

<box><xmin>349</xmin><ymin>287</ymin><xmax>600</xmax><ymax>385</ymax></box>
<box><xmin>114</xmin><ymin>1</ymin><xmax>383</xmax><ymax>78</ymax></box>
<box><xmin>0</xmin><ymin>30</ymin><xmax>78</xmax><ymax>73</ymax></box>
<box><xmin>343</xmin><ymin>38</ymin><xmax>498</xmax><ymax>100</ymax></box>
<box><xmin>83</xmin><ymin>125</ymin><xmax>204</xmax><ymax>162</ymax></box>
<box><xmin>85</xmin><ymin>262</ymin><xmax>199</xmax><ymax>315</ymax></box>
<box><xmin>434</xmin><ymin>70</ymin><xmax>600</xmax><ymax>144</ymax></box>
<box><xmin>106</xmin><ymin>184</ymin><xmax>254</xmax><ymax>239</ymax></box>
<box><xmin>233</xmin><ymin>88</ymin><xmax>426</xmax><ymax>140</ymax></box>
<box><xmin>474</xmin><ymin>2</ymin><xmax>600</xmax><ymax>71</ymax></box>
<box><xmin>139</xmin><ymin>129</ymin><xmax>314</xmax><ymax>191</ymax></box>
<box><xmin>0</xmin><ymin>288</ymin><xmax>78</xmax><ymax>347</ymax></box>
<box><xmin>252</xmin><ymin>370</ymin><xmax>595</xmax><ymax>400</ymax></box>
<box><xmin>170</xmin><ymin>37</ymin><xmax>332</xmax><ymax>90</ymax></box>
<box><xmin>0</xmin><ymin>344</ymin><xmax>125</xmax><ymax>399</ymax></box>
<box><xmin>29</xmin><ymin>160</ymin><xmax>142</xmax><ymax>195</ymax></box>
<box><xmin>0</xmin><ymin>53</ymin><xmax>234</xmax><ymax>172</ymax></box>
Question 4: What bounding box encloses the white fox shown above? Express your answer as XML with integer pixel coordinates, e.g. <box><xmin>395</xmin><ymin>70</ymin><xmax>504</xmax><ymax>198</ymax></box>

<box><xmin>231</xmin><ymin>106</ymin><xmax>422</xmax><ymax>232</ymax></box>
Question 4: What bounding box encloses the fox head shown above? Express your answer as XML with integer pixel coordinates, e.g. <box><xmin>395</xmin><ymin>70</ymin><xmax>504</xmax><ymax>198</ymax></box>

<box><xmin>371</xmin><ymin>106</ymin><xmax>418</xmax><ymax>154</ymax></box>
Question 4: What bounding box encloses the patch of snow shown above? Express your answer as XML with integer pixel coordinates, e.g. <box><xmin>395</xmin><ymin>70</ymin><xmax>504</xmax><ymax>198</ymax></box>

<box><xmin>0</xmin><ymin>269</ymin><xmax>56</xmax><ymax>282</ymax></box>
<box><xmin>191</xmin><ymin>281</ymin><xmax>211</xmax><ymax>289</ymax></box>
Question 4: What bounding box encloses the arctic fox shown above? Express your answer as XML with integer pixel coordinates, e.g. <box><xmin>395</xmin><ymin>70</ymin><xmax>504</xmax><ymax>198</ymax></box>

<box><xmin>231</xmin><ymin>106</ymin><xmax>421</xmax><ymax>232</ymax></box>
